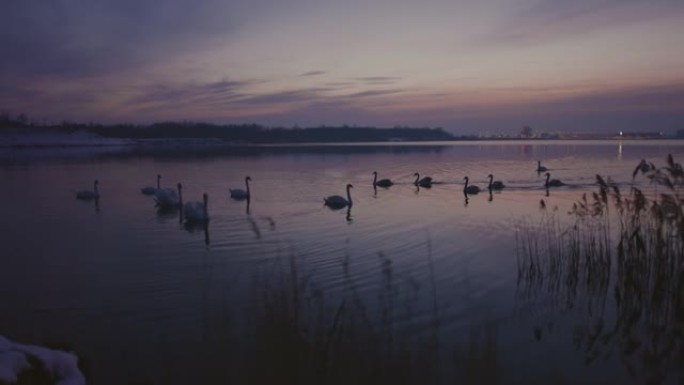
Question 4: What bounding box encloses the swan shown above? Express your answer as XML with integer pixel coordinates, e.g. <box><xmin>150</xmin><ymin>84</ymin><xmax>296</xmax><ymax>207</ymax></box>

<box><xmin>230</xmin><ymin>176</ymin><xmax>251</xmax><ymax>200</ymax></box>
<box><xmin>184</xmin><ymin>193</ymin><xmax>209</xmax><ymax>222</ymax></box>
<box><xmin>76</xmin><ymin>180</ymin><xmax>99</xmax><ymax>200</ymax></box>
<box><xmin>463</xmin><ymin>176</ymin><xmax>481</xmax><ymax>195</ymax></box>
<box><xmin>536</xmin><ymin>161</ymin><xmax>548</xmax><ymax>172</ymax></box>
<box><xmin>155</xmin><ymin>183</ymin><xmax>182</xmax><ymax>208</ymax></box>
<box><xmin>487</xmin><ymin>174</ymin><xmax>505</xmax><ymax>190</ymax></box>
<box><xmin>545</xmin><ymin>172</ymin><xmax>564</xmax><ymax>187</ymax></box>
<box><xmin>373</xmin><ymin>171</ymin><xmax>393</xmax><ymax>187</ymax></box>
<box><xmin>414</xmin><ymin>172</ymin><xmax>433</xmax><ymax>187</ymax></box>
<box><xmin>141</xmin><ymin>174</ymin><xmax>161</xmax><ymax>195</ymax></box>
<box><xmin>324</xmin><ymin>184</ymin><xmax>353</xmax><ymax>208</ymax></box>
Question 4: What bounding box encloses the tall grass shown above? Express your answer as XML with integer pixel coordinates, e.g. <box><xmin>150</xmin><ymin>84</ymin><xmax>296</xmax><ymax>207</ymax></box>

<box><xmin>237</xmin><ymin>235</ymin><xmax>507</xmax><ymax>385</ymax></box>
<box><xmin>516</xmin><ymin>155</ymin><xmax>684</xmax><ymax>385</ymax></box>
<box><xmin>243</xmin><ymin>249</ymin><xmax>441</xmax><ymax>385</ymax></box>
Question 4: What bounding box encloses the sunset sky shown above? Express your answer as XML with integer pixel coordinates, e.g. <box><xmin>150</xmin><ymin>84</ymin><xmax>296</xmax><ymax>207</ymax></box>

<box><xmin>2</xmin><ymin>0</ymin><xmax>683</xmax><ymax>134</ymax></box>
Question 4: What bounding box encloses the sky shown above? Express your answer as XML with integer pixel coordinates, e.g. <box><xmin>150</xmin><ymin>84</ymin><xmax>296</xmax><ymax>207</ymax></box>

<box><xmin>1</xmin><ymin>0</ymin><xmax>684</xmax><ymax>135</ymax></box>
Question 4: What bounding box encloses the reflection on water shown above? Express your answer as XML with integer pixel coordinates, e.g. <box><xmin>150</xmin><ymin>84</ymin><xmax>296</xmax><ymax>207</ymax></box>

<box><xmin>183</xmin><ymin>220</ymin><xmax>210</xmax><ymax>246</ymax></box>
<box><xmin>0</xmin><ymin>140</ymin><xmax>683</xmax><ymax>383</ymax></box>
<box><xmin>618</xmin><ymin>141</ymin><xmax>623</xmax><ymax>160</ymax></box>
<box><xmin>76</xmin><ymin>196</ymin><xmax>100</xmax><ymax>213</ymax></box>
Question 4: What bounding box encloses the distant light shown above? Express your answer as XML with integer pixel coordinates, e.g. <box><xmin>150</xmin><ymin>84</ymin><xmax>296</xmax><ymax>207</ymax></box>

<box><xmin>619</xmin><ymin>131</ymin><xmax>623</xmax><ymax>136</ymax></box>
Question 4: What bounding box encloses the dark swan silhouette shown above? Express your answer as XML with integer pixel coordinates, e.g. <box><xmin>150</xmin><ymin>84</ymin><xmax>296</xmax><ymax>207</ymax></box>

<box><xmin>155</xmin><ymin>183</ymin><xmax>182</xmax><ymax>208</ymax></box>
<box><xmin>536</xmin><ymin>161</ymin><xmax>548</xmax><ymax>172</ymax></box>
<box><xmin>372</xmin><ymin>171</ymin><xmax>393</xmax><ymax>187</ymax></box>
<box><xmin>230</xmin><ymin>176</ymin><xmax>251</xmax><ymax>200</ymax></box>
<box><xmin>184</xmin><ymin>193</ymin><xmax>209</xmax><ymax>222</ymax></box>
<box><xmin>414</xmin><ymin>173</ymin><xmax>433</xmax><ymax>187</ymax></box>
<box><xmin>544</xmin><ymin>172</ymin><xmax>564</xmax><ymax>187</ymax></box>
<box><xmin>487</xmin><ymin>174</ymin><xmax>505</xmax><ymax>190</ymax></box>
<box><xmin>141</xmin><ymin>174</ymin><xmax>161</xmax><ymax>195</ymax></box>
<box><xmin>463</xmin><ymin>176</ymin><xmax>481</xmax><ymax>195</ymax></box>
<box><xmin>76</xmin><ymin>180</ymin><xmax>99</xmax><ymax>200</ymax></box>
<box><xmin>324</xmin><ymin>184</ymin><xmax>353</xmax><ymax>208</ymax></box>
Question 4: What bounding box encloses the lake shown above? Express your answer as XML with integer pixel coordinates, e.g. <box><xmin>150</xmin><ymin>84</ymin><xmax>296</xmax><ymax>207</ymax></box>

<box><xmin>1</xmin><ymin>140</ymin><xmax>683</xmax><ymax>384</ymax></box>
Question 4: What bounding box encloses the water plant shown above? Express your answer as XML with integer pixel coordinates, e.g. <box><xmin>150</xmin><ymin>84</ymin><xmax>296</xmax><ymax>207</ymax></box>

<box><xmin>516</xmin><ymin>155</ymin><xmax>684</xmax><ymax>385</ymax></box>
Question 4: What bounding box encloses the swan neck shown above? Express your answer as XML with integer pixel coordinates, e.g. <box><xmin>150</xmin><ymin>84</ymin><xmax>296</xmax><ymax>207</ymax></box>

<box><xmin>414</xmin><ymin>173</ymin><xmax>419</xmax><ymax>184</ymax></box>
<box><xmin>373</xmin><ymin>173</ymin><xmax>377</xmax><ymax>185</ymax></box>
<box><xmin>346</xmin><ymin>185</ymin><xmax>352</xmax><ymax>205</ymax></box>
<box><xmin>245</xmin><ymin>178</ymin><xmax>250</xmax><ymax>193</ymax></box>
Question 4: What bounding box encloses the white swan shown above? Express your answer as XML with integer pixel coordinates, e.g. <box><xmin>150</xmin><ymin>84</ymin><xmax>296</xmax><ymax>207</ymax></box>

<box><xmin>230</xmin><ymin>176</ymin><xmax>251</xmax><ymax>200</ymax></box>
<box><xmin>487</xmin><ymin>174</ymin><xmax>505</xmax><ymax>190</ymax></box>
<box><xmin>414</xmin><ymin>172</ymin><xmax>433</xmax><ymax>187</ymax></box>
<box><xmin>545</xmin><ymin>172</ymin><xmax>564</xmax><ymax>187</ymax></box>
<box><xmin>141</xmin><ymin>174</ymin><xmax>161</xmax><ymax>195</ymax></box>
<box><xmin>76</xmin><ymin>180</ymin><xmax>99</xmax><ymax>200</ymax></box>
<box><xmin>373</xmin><ymin>171</ymin><xmax>393</xmax><ymax>187</ymax></box>
<box><xmin>463</xmin><ymin>176</ymin><xmax>481</xmax><ymax>195</ymax></box>
<box><xmin>324</xmin><ymin>184</ymin><xmax>353</xmax><ymax>208</ymax></box>
<box><xmin>536</xmin><ymin>160</ymin><xmax>548</xmax><ymax>172</ymax></box>
<box><xmin>184</xmin><ymin>193</ymin><xmax>209</xmax><ymax>222</ymax></box>
<box><xmin>155</xmin><ymin>183</ymin><xmax>182</xmax><ymax>208</ymax></box>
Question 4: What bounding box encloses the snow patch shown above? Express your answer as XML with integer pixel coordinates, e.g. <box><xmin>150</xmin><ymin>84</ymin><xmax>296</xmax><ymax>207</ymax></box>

<box><xmin>0</xmin><ymin>335</ymin><xmax>86</xmax><ymax>385</ymax></box>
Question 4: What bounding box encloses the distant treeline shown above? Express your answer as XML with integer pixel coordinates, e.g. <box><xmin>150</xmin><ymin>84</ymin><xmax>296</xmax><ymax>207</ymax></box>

<box><xmin>0</xmin><ymin>114</ymin><xmax>460</xmax><ymax>143</ymax></box>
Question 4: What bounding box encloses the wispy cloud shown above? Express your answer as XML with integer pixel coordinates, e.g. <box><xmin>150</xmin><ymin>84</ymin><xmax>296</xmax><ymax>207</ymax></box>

<box><xmin>343</xmin><ymin>89</ymin><xmax>403</xmax><ymax>98</ymax></box>
<box><xmin>353</xmin><ymin>76</ymin><xmax>401</xmax><ymax>85</ymax></box>
<box><xmin>299</xmin><ymin>70</ymin><xmax>327</xmax><ymax>77</ymax></box>
<box><xmin>236</xmin><ymin>88</ymin><xmax>333</xmax><ymax>105</ymax></box>
<box><xmin>325</xmin><ymin>82</ymin><xmax>357</xmax><ymax>89</ymax></box>
<box><xmin>126</xmin><ymin>80</ymin><xmax>251</xmax><ymax>114</ymax></box>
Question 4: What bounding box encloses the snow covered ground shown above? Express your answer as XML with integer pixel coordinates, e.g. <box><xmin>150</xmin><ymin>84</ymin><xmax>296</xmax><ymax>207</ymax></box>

<box><xmin>0</xmin><ymin>128</ymin><xmax>132</xmax><ymax>148</ymax></box>
<box><xmin>0</xmin><ymin>335</ymin><xmax>85</xmax><ymax>385</ymax></box>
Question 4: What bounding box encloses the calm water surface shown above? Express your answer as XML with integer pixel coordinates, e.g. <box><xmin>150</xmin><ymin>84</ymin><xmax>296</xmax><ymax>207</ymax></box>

<box><xmin>1</xmin><ymin>140</ymin><xmax>682</xmax><ymax>384</ymax></box>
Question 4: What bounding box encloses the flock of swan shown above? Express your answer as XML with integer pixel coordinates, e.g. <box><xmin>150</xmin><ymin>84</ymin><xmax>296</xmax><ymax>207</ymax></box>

<box><xmin>75</xmin><ymin>161</ymin><xmax>566</xmax><ymax>220</ymax></box>
<box><xmin>322</xmin><ymin>161</ymin><xmax>565</xmax><ymax>209</ymax></box>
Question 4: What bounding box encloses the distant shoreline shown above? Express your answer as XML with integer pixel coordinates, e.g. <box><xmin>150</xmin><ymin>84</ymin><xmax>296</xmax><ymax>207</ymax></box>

<box><xmin>0</xmin><ymin>119</ymin><xmax>679</xmax><ymax>148</ymax></box>
<box><xmin>1</xmin><ymin>135</ymin><xmax>683</xmax><ymax>150</ymax></box>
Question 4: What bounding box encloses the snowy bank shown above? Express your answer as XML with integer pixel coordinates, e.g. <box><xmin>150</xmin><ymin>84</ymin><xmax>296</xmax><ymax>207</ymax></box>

<box><xmin>0</xmin><ymin>335</ymin><xmax>85</xmax><ymax>385</ymax></box>
<box><xmin>0</xmin><ymin>128</ymin><xmax>131</xmax><ymax>148</ymax></box>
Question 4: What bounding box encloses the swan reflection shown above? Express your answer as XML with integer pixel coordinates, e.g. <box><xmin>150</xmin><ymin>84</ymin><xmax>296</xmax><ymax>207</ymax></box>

<box><xmin>156</xmin><ymin>204</ymin><xmax>181</xmax><ymax>223</ymax></box>
<box><xmin>183</xmin><ymin>220</ymin><xmax>210</xmax><ymax>245</ymax></box>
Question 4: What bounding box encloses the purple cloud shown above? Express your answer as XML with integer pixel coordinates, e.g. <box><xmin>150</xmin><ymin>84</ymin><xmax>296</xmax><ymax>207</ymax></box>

<box><xmin>0</xmin><ymin>0</ymin><xmax>240</xmax><ymax>77</ymax></box>
<box><xmin>477</xmin><ymin>0</ymin><xmax>682</xmax><ymax>46</ymax></box>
